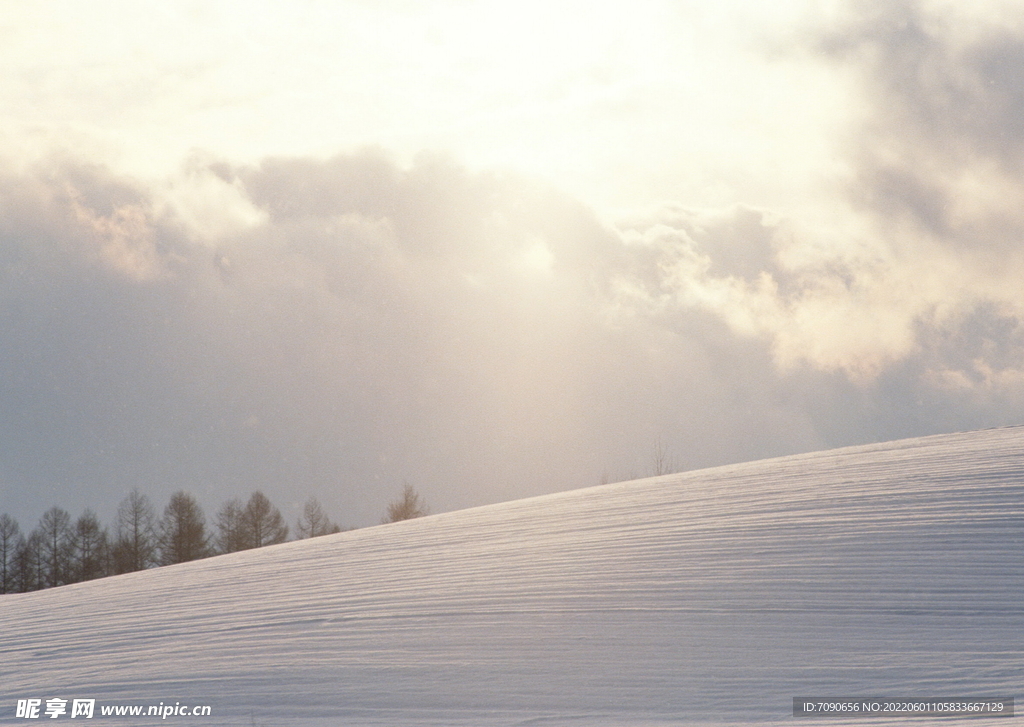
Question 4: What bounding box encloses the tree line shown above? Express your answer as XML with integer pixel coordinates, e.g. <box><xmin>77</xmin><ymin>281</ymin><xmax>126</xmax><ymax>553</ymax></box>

<box><xmin>0</xmin><ymin>484</ymin><xmax>428</xmax><ymax>595</ymax></box>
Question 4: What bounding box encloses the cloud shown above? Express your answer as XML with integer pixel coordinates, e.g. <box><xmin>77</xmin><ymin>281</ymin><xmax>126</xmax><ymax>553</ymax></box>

<box><xmin>594</xmin><ymin>0</ymin><xmax>1024</xmax><ymax>389</ymax></box>
<box><xmin>0</xmin><ymin>151</ymin><xmax>657</xmax><ymax>524</ymax></box>
<box><xmin>2</xmin><ymin>117</ymin><xmax>1023</xmax><ymax>532</ymax></box>
<box><xmin>808</xmin><ymin>0</ymin><xmax>1024</xmax><ymax>381</ymax></box>
<box><xmin>612</xmin><ymin>203</ymin><xmax>916</xmax><ymax>381</ymax></box>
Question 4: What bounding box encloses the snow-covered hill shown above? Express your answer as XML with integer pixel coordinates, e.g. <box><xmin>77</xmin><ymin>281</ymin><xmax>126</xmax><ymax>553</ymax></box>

<box><xmin>3</xmin><ymin>428</ymin><xmax>1022</xmax><ymax>726</ymax></box>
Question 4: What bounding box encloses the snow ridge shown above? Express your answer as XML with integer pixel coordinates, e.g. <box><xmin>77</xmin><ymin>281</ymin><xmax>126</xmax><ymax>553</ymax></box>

<box><xmin>2</xmin><ymin>428</ymin><xmax>1023</xmax><ymax>726</ymax></box>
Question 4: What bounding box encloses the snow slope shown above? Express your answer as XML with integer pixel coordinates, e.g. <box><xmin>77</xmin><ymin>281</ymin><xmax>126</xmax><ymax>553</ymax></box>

<box><xmin>2</xmin><ymin>428</ymin><xmax>1022</xmax><ymax>726</ymax></box>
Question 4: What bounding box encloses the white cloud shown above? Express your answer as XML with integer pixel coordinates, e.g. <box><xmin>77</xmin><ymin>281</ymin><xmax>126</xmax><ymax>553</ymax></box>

<box><xmin>3</xmin><ymin>0</ymin><xmax>1024</xmax><ymax>529</ymax></box>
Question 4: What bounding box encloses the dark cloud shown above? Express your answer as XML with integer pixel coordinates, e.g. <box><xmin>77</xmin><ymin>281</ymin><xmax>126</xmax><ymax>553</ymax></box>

<box><xmin>625</xmin><ymin>1</ymin><xmax>1024</xmax><ymax>388</ymax></box>
<box><xmin>811</xmin><ymin>0</ymin><xmax>1024</xmax><ymax>382</ymax></box>
<box><xmin>814</xmin><ymin>0</ymin><xmax>1024</xmax><ymax>235</ymax></box>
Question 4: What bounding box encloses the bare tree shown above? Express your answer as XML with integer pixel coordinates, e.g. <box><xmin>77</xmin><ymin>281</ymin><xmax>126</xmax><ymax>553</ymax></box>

<box><xmin>159</xmin><ymin>491</ymin><xmax>210</xmax><ymax>565</ymax></box>
<box><xmin>239</xmin><ymin>491</ymin><xmax>289</xmax><ymax>548</ymax></box>
<box><xmin>295</xmin><ymin>497</ymin><xmax>341</xmax><ymax>539</ymax></box>
<box><xmin>38</xmin><ymin>507</ymin><xmax>73</xmax><ymax>588</ymax></box>
<box><xmin>0</xmin><ymin>513</ymin><xmax>22</xmax><ymax>594</ymax></box>
<box><xmin>72</xmin><ymin>510</ymin><xmax>109</xmax><ymax>582</ymax></box>
<box><xmin>113</xmin><ymin>489</ymin><xmax>157</xmax><ymax>573</ymax></box>
<box><xmin>650</xmin><ymin>437</ymin><xmax>678</xmax><ymax>477</ymax></box>
<box><xmin>382</xmin><ymin>483</ymin><xmax>429</xmax><ymax>523</ymax></box>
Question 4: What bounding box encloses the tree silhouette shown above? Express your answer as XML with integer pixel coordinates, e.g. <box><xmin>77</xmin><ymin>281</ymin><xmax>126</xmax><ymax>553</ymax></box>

<box><xmin>0</xmin><ymin>513</ymin><xmax>21</xmax><ymax>594</ymax></box>
<box><xmin>649</xmin><ymin>437</ymin><xmax>678</xmax><ymax>477</ymax></box>
<box><xmin>382</xmin><ymin>484</ymin><xmax>429</xmax><ymax>523</ymax></box>
<box><xmin>113</xmin><ymin>489</ymin><xmax>157</xmax><ymax>573</ymax></box>
<box><xmin>13</xmin><ymin>530</ymin><xmax>44</xmax><ymax>592</ymax></box>
<box><xmin>72</xmin><ymin>510</ymin><xmax>109</xmax><ymax>582</ymax></box>
<box><xmin>159</xmin><ymin>491</ymin><xmax>210</xmax><ymax>565</ymax></box>
<box><xmin>239</xmin><ymin>491</ymin><xmax>289</xmax><ymax>548</ymax></box>
<box><xmin>296</xmin><ymin>497</ymin><xmax>341</xmax><ymax>538</ymax></box>
<box><xmin>215</xmin><ymin>498</ymin><xmax>248</xmax><ymax>554</ymax></box>
<box><xmin>38</xmin><ymin>507</ymin><xmax>73</xmax><ymax>588</ymax></box>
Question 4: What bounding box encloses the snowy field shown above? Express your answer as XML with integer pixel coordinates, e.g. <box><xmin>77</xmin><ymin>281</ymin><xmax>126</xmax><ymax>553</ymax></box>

<box><xmin>2</xmin><ymin>427</ymin><xmax>1022</xmax><ymax>726</ymax></box>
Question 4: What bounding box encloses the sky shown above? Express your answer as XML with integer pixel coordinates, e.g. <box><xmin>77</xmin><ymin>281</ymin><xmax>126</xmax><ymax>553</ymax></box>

<box><xmin>2</xmin><ymin>0</ymin><xmax>1024</xmax><ymax>530</ymax></box>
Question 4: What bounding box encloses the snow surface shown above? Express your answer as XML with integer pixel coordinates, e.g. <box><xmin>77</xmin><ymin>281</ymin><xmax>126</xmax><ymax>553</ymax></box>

<box><xmin>2</xmin><ymin>428</ymin><xmax>1023</xmax><ymax>726</ymax></box>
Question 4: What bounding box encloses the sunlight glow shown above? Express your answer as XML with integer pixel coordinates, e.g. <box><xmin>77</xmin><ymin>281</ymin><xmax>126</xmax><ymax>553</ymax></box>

<box><xmin>0</xmin><ymin>0</ymin><xmax>857</xmax><ymax>215</ymax></box>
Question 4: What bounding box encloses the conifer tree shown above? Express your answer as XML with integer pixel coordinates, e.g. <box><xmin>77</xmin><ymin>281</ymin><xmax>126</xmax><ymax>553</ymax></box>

<box><xmin>159</xmin><ymin>491</ymin><xmax>210</xmax><ymax>565</ymax></box>
<box><xmin>13</xmin><ymin>530</ymin><xmax>44</xmax><ymax>592</ymax></box>
<box><xmin>0</xmin><ymin>513</ymin><xmax>21</xmax><ymax>594</ymax></box>
<box><xmin>382</xmin><ymin>484</ymin><xmax>429</xmax><ymax>523</ymax></box>
<box><xmin>113</xmin><ymin>489</ymin><xmax>157</xmax><ymax>573</ymax></box>
<box><xmin>296</xmin><ymin>497</ymin><xmax>341</xmax><ymax>538</ymax></box>
<box><xmin>73</xmin><ymin>510</ymin><xmax>109</xmax><ymax>582</ymax></box>
<box><xmin>38</xmin><ymin>507</ymin><xmax>73</xmax><ymax>588</ymax></box>
<box><xmin>239</xmin><ymin>491</ymin><xmax>289</xmax><ymax>548</ymax></box>
<box><xmin>215</xmin><ymin>498</ymin><xmax>248</xmax><ymax>554</ymax></box>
